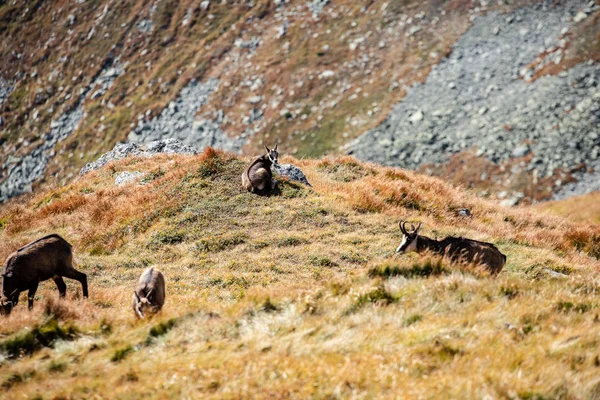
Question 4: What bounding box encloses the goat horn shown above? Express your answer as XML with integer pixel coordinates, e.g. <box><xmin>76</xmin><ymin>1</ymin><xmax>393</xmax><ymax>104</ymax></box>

<box><xmin>400</xmin><ymin>221</ymin><xmax>410</xmax><ymax>235</ymax></box>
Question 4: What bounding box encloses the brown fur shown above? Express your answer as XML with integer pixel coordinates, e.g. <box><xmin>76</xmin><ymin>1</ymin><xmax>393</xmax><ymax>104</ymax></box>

<box><xmin>1</xmin><ymin>234</ymin><xmax>88</xmax><ymax>314</ymax></box>
<box><xmin>397</xmin><ymin>222</ymin><xmax>506</xmax><ymax>275</ymax></box>
<box><xmin>133</xmin><ymin>267</ymin><xmax>165</xmax><ymax>319</ymax></box>
<box><xmin>242</xmin><ymin>155</ymin><xmax>274</xmax><ymax>193</ymax></box>
<box><xmin>242</xmin><ymin>145</ymin><xmax>278</xmax><ymax>195</ymax></box>
<box><xmin>418</xmin><ymin>235</ymin><xmax>506</xmax><ymax>275</ymax></box>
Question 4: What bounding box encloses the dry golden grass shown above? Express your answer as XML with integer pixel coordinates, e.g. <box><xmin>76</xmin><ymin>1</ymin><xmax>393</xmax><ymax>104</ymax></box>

<box><xmin>0</xmin><ymin>149</ymin><xmax>600</xmax><ymax>399</ymax></box>
<box><xmin>541</xmin><ymin>191</ymin><xmax>600</xmax><ymax>224</ymax></box>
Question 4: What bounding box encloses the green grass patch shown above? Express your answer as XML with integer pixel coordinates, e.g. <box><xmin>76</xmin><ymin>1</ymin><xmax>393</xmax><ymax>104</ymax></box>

<box><xmin>149</xmin><ymin>229</ymin><xmax>187</xmax><ymax>247</ymax></box>
<box><xmin>500</xmin><ymin>285</ymin><xmax>519</xmax><ymax>300</ymax></box>
<box><xmin>368</xmin><ymin>259</ymin><xmax>448</xmax><ymax>279</ymax></box>
<box><xmin>1</xmin><ymin>370</ymin><xmax>35</xmax><ymax>389</ymax></box>
<box><xmin>140</xmin><ymin>168</ymin><xmax>166</xmax><ymax>184</ymax></box>
<box><xmin>346</xmin><ymin>287</ymin><xmax>398</xmax><ymax>315</ymax></box>
<box><xmin>276</xmin><ymin>236</ymin><xmax>306</xmax><ymax>247</ymax></box>
<box><xmin>148</xmin><ymin>319</ymin><xmax>177</xmax><ymax>340</ymax></box>
<box><xmin>194</xmin><ymin>232</ymin><xmax>246</xmax><ymax>253</ymax></box>
<box><xmin>404</xmin><ymin>314</ymin><xmax>423</xmax><ymax>327</ymax></box>
<box><xmin>258</xmin><ymin>297</ymin><xmax>279</xmax><ymax>313</ymax></box>
<box><xmin>555</xmin><ymin>301</ymin><xmax>594</xmax><ymax>314</ymax></box>
<box><xmin>48</xmin><ymin>360</ymin><xmax>68</xmax><ymax>373</ymax></box>
<box><xmin>111</xmin><ymin>345</ymin><xmax>134</xmax><ymax>363</ymax></box>
<box><xmin>308</xmin><ymin>255</ymin><xmax>338</xmax><ymax>267</ymax></box>
<box><xmin>340</xmin><ymin>251</ymin><xmax>368</xmax><ymax>264</ymax></box>
<box><xmin>0</xmin><ymin>318</ymin><xmax>78</xmax><ymax>359</ymax></box>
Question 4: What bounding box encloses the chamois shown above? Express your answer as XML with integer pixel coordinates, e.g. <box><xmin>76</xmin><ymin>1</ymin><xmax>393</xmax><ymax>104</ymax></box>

<box><xmin>242</xmin><ymin>145</ymin><xmax>278</xmax><ymax>195</ymax></box>
<box><xmin>396</xmin><ymin>221</ymin><xmax>506</xmax><ymax>275</ymax></box>
<box><xmin>133</xmin><ymin>267</ymin><xmax>165</xmax><ymax>319</ymax></box>
<box><xmin>1</xmin><ymin>234</ymin><xmax>88</xmax><ymax>315</ymax></box>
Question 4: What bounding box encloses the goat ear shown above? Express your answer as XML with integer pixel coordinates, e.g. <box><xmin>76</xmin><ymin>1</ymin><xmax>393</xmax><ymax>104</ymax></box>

<box><xmin>264</xmin><ymin>145</ymin><xmax>270</xmax><ymax>153</ymax></box>
<box><xmin>273</xmin><ymin>144</ymin><xmax>278</xmax><ymax>151</ymax></box>
<box><xmin>415</xmin><ymin>222</ymin><xmax>423</xmax><ymax>234</ymax></box>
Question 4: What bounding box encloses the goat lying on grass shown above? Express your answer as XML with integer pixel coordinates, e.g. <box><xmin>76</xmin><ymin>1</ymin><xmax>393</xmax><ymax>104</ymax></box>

<box><xmin>396</xmin><ymin>221</ymin><xmax>506</xmax><ymax>275</ymax></box>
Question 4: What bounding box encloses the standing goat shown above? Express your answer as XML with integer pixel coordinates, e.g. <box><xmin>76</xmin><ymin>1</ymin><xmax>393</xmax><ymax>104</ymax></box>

<box><xmin>133</xmin><ymin>267</ymin><xmax>165</xmax><ymax>319</ymax></box>
<box><xmin>242</xmin><ymin>145</ymin><xmax>278</xmax><ymax>195</ymax></box>
<box><xmin>396</xmin><ymin>221</ymin><xmax>506</xmax><ymax>275</ymax></box>
<box><xmin>1</xmin><ymin>234</ymin><xmax>88</xmax><ymax>315</ymax></box>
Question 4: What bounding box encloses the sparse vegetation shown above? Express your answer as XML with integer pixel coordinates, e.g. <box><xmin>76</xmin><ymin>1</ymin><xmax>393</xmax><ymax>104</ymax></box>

<box><xmin>348</xmin><ymin>286</ymin><xmax>397</xmax><ymax>314</ymax></box>
<box><xmin>368</xmin><ymin>258</ymin><xmax>448</xmax><ymax>279</ymax></box>
<box><xmin>111</xmin><ymin>345</ymin><xmax>134</xmax><ymax>363</ymax></box>
<box><xmin>146</xmin><ymin>318</ymin><xmax>177</xmax><ymax>344</ymax></box>
<box><xmin>0</xmin><ymin>318</ymin><xmax>78</xmax><ymax>359</ymax></box>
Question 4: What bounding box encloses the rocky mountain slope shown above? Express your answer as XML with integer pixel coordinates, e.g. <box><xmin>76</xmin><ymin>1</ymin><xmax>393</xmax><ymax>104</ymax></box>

<box><xmin>0</xmin><ymin>0</ymin><xmax>598</xmax><ymax>203</ymax></box>
<box><xmin>350</xmin><ymin>0</ymin><xmax>600</xmax><ymax>202</ymax></box>
<box><xmin>0</xmin><ymin>148</ymin><xmax>599</xmax><ymax>398</ymax></box>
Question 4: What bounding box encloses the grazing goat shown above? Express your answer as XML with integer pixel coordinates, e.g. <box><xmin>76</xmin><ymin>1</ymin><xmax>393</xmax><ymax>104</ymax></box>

<box><xmin>1</xmin><ymin>234</ymin><xmax>88</xmax><ymax>315</ymax></box>
<box><xmin>242</xmin><ymin>145</ymin><xmax>278</xmax><ymax>195</ymax></box>
<box><xmin>133</xmin><ymin>267</ymin><xmax>165</xmax><ymax>319</ymax></box>
<box><xmin>396</xmin><ymin>221</ymin><xmax>506</xmax><ymax>275</ymax></box>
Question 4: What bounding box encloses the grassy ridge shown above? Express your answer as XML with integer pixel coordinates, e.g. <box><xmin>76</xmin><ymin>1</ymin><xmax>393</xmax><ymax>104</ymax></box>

<box><xmin>0</xmin><ymin>150</ymin><xmax>599</xmax><ymax>398</ymax></box>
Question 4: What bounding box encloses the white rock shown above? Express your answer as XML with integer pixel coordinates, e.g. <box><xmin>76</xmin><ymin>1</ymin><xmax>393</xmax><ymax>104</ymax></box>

<box><xmin>319</xmin><ymin>70</ymin><xmax>335</xmax><ymax>79</ymax></box>
<box><xmin>573</xmin><ymin>11</ymin><xmax>588</xmax><ymax>23</ymax></box>
<box><xmin>409</xmin><ymin>110</ymin><xmax>424</xmax><ymax>122</ymax></box>
<box><xmin>247</xmin><ymin>96</ymin><xmax>262</xmax><ymax>104</ymax></box>
<box><xmin>115</xmin><ymin>171</ymin><xmax>145</xmax><ymax>186</ymax></box>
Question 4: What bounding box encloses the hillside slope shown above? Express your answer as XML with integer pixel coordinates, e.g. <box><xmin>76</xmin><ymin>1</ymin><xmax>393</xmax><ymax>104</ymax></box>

<box><xmin>541</xmin><ymin>190</ymin><xmax>600</xmax><ymax>223</ymax></box>
<box><xmin>0</xmin><ymin>150</ymin><xmax>599</xmax><ymax>398</ymax></box>
<box><xmin>1</xmin><ymin>0</ymin><xmax>598</xmax><ymax>204</ymax></box>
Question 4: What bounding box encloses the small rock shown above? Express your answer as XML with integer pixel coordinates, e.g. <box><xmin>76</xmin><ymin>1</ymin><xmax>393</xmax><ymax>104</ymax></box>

<box><xmin>319</xmin><ymin>70</ymin><xmax>335</xmax><ymax>79</ymax></box>
<box><xmin>247</xmin><ymin>96</ymin><xmax>262</xmax><ymax>104</ymax></box>
<box><xmin>115</xmin><ymin>171</ymin><xmax>145</xmax><ymax>186</ymax></box>
<box><xmin>573</xmin><ymin>11</ymin><xmax>588</xmax><ymax>23</ymax></box>
<box><xmin>543</xmin><ymin>268</ymin><xmax>568</xmax><ymax>279</ymax></box>
<box><xmin>272</xmin><ymin>163</ymin><xmax>312</xmax><ymax>187</ymax></box>
<box><xmin>512</xmin><ymin>145</ymin><xmax>530</xmax><ymax>158</ymax></box>
<box><xmin>457</xmin><ymin>208</ymin><xmax>472</xmax><ymax>217</ymax></box>
<box><xmin>406</xmin><ymin>25</ymin><xmax>422</xmax><ymax>37</ymax></box>
<box><xmin>408</xmin><ymin>110</ymin><xmax>424</xmax><ymax>123</ymax></box>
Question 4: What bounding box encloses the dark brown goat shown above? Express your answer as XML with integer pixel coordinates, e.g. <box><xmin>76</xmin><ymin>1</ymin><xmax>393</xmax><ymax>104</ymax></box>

<box><xmin>133</xmin><ymin>267</ymin><xmax>165</xmax><ymax>319</ymax></box>
<box><xmin>1</xmin><ymin>234</ymin><xmax>88</xmax><ymax>315</ymax></box>
<box><xmin>241</xmin><ymin>145</ymin><xmax>278</xmax><ymax>195</ymax></box>
<box><xmin>396</xmin><ymin>221</ymin><xmax>507</xmax><ymax>275</ymax></box>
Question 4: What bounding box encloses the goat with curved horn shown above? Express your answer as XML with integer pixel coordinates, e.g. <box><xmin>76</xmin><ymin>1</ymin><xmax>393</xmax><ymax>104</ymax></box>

<box><xmin>395</xmin><ymin>221</ymin><xmax>506</xmax><ymax>275</ymax></box>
